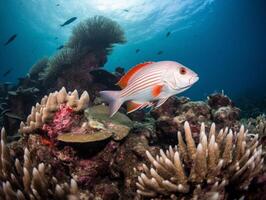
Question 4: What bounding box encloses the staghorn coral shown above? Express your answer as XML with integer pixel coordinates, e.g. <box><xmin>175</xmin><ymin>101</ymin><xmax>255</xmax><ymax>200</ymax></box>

<box><xmin>67</xmin><ymin>15</ymin><xmax>126</xmax><ymax>55</ymax></box>
<box><xmin>136</xmin><ymin>121</ymin><xmax>263</xmax><ymax>199</ymax></box>
<box><xmin>0</xmin><ymin>128</ymin><xmax>79</xmax><ymax>200</ymax></box>
<box><xmin>18</xmin><ymin>87</ymin><xmax>90</xmax><ymax>136</ymax></box>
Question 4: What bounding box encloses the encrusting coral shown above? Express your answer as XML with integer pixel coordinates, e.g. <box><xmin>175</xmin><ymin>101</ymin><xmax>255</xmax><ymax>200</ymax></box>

<box><xmin>136</xmin><ymin>121</ymin><xmax>263</xmax><ymax>199</ymax></box>
<box><xmin>18</xmin><ymin>87</ymin><xmax>90</xmax><ymax>137</ymax></box>
<box><xmin>67</xmin><ymin>15</ymin><xmax>126</xmax><ymax>55</ymax></box>
<box><xmin>0</xmin><ymin>128</ymin><xmax>79</xmax><ymax>200</ymax></box>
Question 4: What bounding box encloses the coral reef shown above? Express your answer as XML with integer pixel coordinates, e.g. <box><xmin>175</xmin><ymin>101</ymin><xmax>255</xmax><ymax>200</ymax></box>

<box><xmin>1</xmin><ymin>16</ymin><xmax>126</xmax><ymax>137</ymax></box>
<box><xmin>137</xmin><ymin>121</ymin><xmax>263</xmax><ymax>199</ymax></box>
<box><xmin>246</xmin><ymin>114</ymin><xmax>266</xmax><ymax>137</ymax></box>
<box><xmin>208</xmin><ymin>93</ymin><xmax>240</xmax><ymax>126</ymax></box>
<box><xmin>19</xmin><ymin>88</ymin><xmax>131</xmax><ymax>145</ymax></box>
<box><xmin>19</xmin><ymin>87</ymin><xmax>89</xmax><ymax>137</ymax></box>
<box><xmin>151</xmin><ymin>94</ymin><xmax>241</xmax><ymax>145</ymax></box>
<box><xmin>0</xmin><ymin>15</ymin><xmax>265</xmax><ymax>199</ymax></box>
<box><xmin>40</xmin><ymin>48</ymin><xmax>79</xmax><ymax>84</ymax></box>
<box><xmin>39</xmin><ymin>15</ymin><xmax>125</xmax><ymax>90</ymax></box>
<box><xmin>0</xmin><ymin>128</ymin><xmax>79</xmax><ymax>200</ymax></box>
<box><xmin>0</xmin><ymin>85</ymin><xmax>265</xmax><ymax>199</ymax></box>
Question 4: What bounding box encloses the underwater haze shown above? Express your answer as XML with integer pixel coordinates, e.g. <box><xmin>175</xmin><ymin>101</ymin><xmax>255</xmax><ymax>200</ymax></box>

<box><xmin>0</xmin><ymin>0</ymin><xmax>266</xmax><ymax>105</ymax></box>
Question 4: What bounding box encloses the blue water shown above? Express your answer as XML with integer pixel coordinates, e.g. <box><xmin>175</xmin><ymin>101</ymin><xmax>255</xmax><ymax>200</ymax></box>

<box><xmin>0</xmin><ymin>0</ymin><xmax>265</xmax><ymax>102</ymax></box>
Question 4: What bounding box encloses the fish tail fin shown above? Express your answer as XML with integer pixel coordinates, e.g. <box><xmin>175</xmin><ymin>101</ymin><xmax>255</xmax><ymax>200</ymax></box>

<box><xmin>99</xmin><ymin>90</ymin><xmax>123</xmax><ymax>117</ymax></box>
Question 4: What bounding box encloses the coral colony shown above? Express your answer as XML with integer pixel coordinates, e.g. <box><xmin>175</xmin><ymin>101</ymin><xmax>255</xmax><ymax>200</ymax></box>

<box><xmin>0</xmin><ymin>16</ymin><xmax>265</xmax><ymax>200</ymax></box>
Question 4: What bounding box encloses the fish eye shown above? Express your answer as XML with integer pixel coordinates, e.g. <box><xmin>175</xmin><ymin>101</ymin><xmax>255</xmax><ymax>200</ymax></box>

<box><xmin>179</xmin><ymin>67</ymin><xmax>187</xmax><ymax>75</ymax></box>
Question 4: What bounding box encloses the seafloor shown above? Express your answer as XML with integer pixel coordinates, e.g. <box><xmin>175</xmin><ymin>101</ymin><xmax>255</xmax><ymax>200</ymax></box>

<box><xmin>0</xmin><ymin>16</ymin><xmax>265</xmax><ymax>200</ymax></box>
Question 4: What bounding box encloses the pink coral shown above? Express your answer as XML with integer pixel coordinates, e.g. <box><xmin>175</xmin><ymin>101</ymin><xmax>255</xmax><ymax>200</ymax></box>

<box><xmin>42</xmin><ymin>104</ymin><xmax>80</xmax><ymax>138</ymax></box>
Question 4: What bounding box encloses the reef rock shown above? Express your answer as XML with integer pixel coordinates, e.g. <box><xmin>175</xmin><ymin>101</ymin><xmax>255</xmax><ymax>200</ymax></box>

<box><xmin>208</xmin><ymin>93</ymin><xmax>241</xmax><ymax>127</ymax></box>
<box><xmin>152</xmin><ymin>97</ymin><xmax>211</xmax><ymax>145</ymax></box>
<box><xmin>150</xmin><ymin>94</ymin><xmax>242</xmax><ymax>145</ymax></box>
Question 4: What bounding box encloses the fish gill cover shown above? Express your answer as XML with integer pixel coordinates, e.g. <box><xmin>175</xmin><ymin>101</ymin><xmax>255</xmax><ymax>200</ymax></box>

<box><xmin>0</xmin><ymin>0</ymin><xmax>266</xmax><ymax>199</ymax></box>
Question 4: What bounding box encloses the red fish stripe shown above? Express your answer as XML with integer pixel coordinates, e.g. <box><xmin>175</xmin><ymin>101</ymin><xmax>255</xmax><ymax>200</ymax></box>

<box><xmin>126</xmin><ymin>69</ymin><xmax>164</xmax><ymax>89</ymax></box>
<box><xmin>121</xmin><ymin>77</ymin><xmax>162</xmax><ymax>98</ymax></box>
<box><xmin>121</xmin><ymin>76</ymin><xmax>162</xmax><ymax>97</ymax></box>
<box><xmin>128</xmin><ymin>73</ymin><xmax>162</xmax><ymax>90</ymax></box>
<box><xmin>130</xmin><ymin>69</ymin><xmax>165</xmax><ymax>83</ymax></box>
<box><xmin>121</xmin><ymin>75</ymin><xmax>161</xmax><ymax>97</ymax></box>
<box><xmin>121</xmin><ymin>78</ymin><xmax>160</xmax><ymax>98</ymax></box>
<box><xmin>133</xmin><ymin>67</ymin><xmax>162</xmax><ymax>77</ymax></box>
<box><xmin>121</xmin><ymin>77</ymin><xmax>160</xmax><ymax>98</ymax></box>
<box><xmin>129</xmin><ymin>71</ymin><xmax>162</xmax><ymax>85</ymax></box>
<box><xmin>126</xmin><ymin>79</ymin><xmax>161</xmax><ymax>97</ymax></box>
<box><xmin>121</xmin><ymin>73</ymin><xmax>161</xmax><ymax>96</ymax></box>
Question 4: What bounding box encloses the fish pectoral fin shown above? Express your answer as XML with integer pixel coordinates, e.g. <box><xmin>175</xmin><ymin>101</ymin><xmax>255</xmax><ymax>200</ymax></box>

<box><xmin>155</xmin><ymin>97</ymin><xmax>170</xmax><ymax>108</ymax></box>
<box><xmin>152</xmin><ymin>84</ymin><xmax>164</xmax><ymax>97</ymax></box>
<box><xmin>127</xmin><ymin>101</ymin><xmax>149</xmax><ymax>113</ymax></box>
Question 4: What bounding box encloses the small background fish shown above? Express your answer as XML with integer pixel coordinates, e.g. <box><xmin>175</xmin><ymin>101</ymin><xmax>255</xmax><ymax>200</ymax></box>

<box><xmin>60</xmin><ymin>17</ymin><xmax>77</xmax><ymax>27</ymax></box>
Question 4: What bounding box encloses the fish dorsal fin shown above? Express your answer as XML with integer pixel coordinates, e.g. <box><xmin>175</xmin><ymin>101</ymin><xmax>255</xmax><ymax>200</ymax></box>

<box><xmin>117</xmin><ymin>62</ymin><xmax>154</xmax><ymax>89</ymax></box>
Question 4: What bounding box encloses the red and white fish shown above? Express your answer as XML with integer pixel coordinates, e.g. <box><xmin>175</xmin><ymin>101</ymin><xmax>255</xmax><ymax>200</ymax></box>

<box><xmin>100</xmin><ymin>61</ymin><xmax>199</xmax><ymax>117</ymax></box>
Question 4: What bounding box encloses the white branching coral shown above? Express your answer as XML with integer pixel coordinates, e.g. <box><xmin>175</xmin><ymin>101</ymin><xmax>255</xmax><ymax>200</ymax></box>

<box><xmin>0</xmin><ymin>128</ymin><xmax>79</xmax><ymax>200</ymax></box>
<box><xmin>18</xmin><ymin>87</ymin><xmax>90</xmax><ymax>135</ymax></box>
<box><xmin>137</xmin><ymin>121</ymin><xmax>263</xmax><ymax>199</ymax></box>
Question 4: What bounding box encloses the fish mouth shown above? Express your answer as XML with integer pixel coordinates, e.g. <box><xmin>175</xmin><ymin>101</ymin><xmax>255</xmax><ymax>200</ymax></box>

<box><xmin>165</xmin><ymin>75</ymin><xmax>199</xmax><ymax>91</ymax></box>
<box><xmin>189</xmin><ymin>75</ymin><xmax>199</xmax><ymax>85</ymax></box>
<box><xmin>177</xmin><ymin>75</ymin><xmax>199</xmax><ymax>90</ymax></box>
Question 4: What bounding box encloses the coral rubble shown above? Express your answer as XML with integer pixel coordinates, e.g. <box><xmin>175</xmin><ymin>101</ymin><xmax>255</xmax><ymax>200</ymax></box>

<box><xmin>137</xmin><ymin>121</ymin><xmax>263</xmax><ymax>199</ymax></box>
